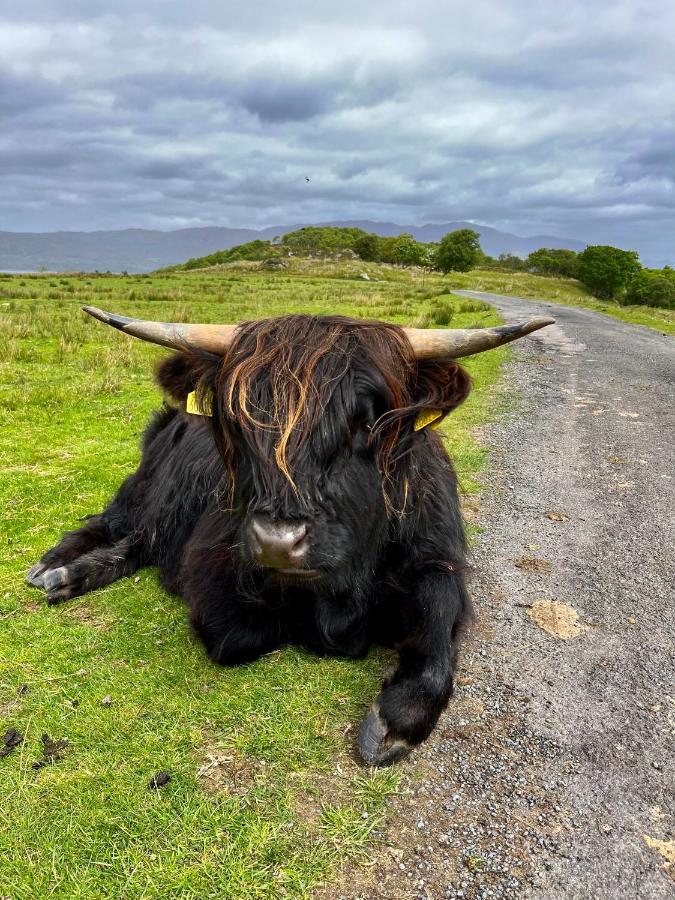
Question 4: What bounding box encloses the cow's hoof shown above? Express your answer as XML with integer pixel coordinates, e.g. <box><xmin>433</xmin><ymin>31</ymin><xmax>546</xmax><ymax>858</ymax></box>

<box><xmin>26</xmin><ymin>563</ymin><xmax>49</xmax><ymax>589</ymax></box>
<box><xmin>357</xmin><ymin>706</ymin><xmax>411</xmax><ymax>767</ymax></box>
<box><xmin>42</xmin><ymin>567</ymin><xmax>70</xmax><ymax>592</ymax></box>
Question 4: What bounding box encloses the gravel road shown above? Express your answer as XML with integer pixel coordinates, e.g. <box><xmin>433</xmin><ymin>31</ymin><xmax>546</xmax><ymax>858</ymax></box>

<box><xmin>320</xmin><ymin>294</ymin><xmax>674</xmax><ymax>900</ymax></box>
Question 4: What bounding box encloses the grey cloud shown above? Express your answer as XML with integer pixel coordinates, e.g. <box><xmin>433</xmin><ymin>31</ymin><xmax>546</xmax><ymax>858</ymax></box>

<box><xmin>135</xmin><ymin>157</ymin><xmax>214</xmax><ymax>180</ymax></box>
<box><xmin>107</xmin><ymin>73</ymin><xmax>230</xmax><ymax>111</ymax></box>
<box><xmin>236</xmin><ymin>73</ymin><xmax>400</xmax><ymax>124</ymax></box>
<box><xmin>237</xmin><ymin>79</ymin><xmax>335</xmax><ymax>123</ymax></box>
<box><xmin>105</xmin><ymin>63</ymin><xmax>404</xmax><ymax>125</ymax></box>
<box><xmin>0</xmin><ymin>146</ymin><xmax>72</xmax><ymax>171</ymax></box>
<box><xmin>619</xmin><ymin>129</ymin><xmax>675</xmax><ymax>183</ymax></box>
<box><xmin>335</xmin><ymin>157</ymin><xmax>377</xmax><ymax>180</ymax></box>
<box><xmin>0</xmin><ymin>70</ymin><xmax>63</xmax><ymax>116</ymax></box>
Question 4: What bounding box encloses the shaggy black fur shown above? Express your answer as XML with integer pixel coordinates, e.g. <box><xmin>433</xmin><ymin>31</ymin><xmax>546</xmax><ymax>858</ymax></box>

<box><xmin>28</xmin><ymin>314</ymin><xmax>473</xmax><ymax>765</ymax></box>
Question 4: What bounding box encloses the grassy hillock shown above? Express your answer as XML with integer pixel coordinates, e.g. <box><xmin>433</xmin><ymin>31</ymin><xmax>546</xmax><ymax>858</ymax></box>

<box><xmin>163</xmin><ymin>226</ymin><xmax>368</xmax><ymax>271</ymax></box>
<box><xmin>164</xmin><ymin>225</ymin><xmax>436</xmax><ymax>271</ymax></box>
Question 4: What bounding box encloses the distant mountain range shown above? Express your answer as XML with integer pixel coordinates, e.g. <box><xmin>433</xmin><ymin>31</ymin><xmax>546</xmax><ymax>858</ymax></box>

<box><xmin>0</xmin><ymin>220</ymin><xmax>587</xmax><ymax>274</ymax></box>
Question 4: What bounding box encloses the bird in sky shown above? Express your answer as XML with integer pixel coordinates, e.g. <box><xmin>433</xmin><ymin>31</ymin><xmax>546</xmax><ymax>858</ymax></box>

<box><xmin>305</xmin><ymin>177</ymin><xmax>310</xmax><ymax>182</ymax></box>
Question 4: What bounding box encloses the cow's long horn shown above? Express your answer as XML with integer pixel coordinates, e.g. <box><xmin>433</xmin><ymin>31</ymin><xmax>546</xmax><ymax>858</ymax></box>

<box><xmin>83</xmin><ymin>305</ymin><xmax>554</xmax><ymax>359</ymax></box>
<box><xmin>82</xmin><ymin>306</ymin><xmax>237</xmax><ymax>353</ymax></box>
<box><xmin>403</xmin><ymin>317</ymin><xmax>555</xmax><ymax>359</ymax></box>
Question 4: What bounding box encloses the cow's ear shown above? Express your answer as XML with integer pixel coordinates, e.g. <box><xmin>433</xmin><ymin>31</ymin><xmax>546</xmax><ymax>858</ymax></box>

<box><xmin>155</xmin><ymin>352</ymin><xmax>220</xmax><ymax>402</ymax></box>
<box><xmin>373</xmin><ymin>360</ymin><xmax>471</xmax><ymax>444</ymax></box>
<box><xmin>408</xmin><ymin>359</ymin><xmax>471</xmax><ymax>425</ymax></box>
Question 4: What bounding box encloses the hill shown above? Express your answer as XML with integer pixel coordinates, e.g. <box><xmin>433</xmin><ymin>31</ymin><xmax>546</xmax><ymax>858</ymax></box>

<box><xmin>0</xmin><ymin>221</ymin><xmax>586</xmax><ymax>274</ymax></box>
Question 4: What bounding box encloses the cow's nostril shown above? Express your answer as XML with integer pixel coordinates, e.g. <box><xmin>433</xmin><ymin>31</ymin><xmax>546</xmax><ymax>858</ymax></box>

<box><xmin>249</xmin><ymin>518</ymin><xmax>309</xmax><ymax>569</ymax></box>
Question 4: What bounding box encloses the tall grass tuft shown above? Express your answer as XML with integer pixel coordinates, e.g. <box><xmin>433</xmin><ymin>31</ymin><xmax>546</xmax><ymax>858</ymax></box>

<box><xmin>431</xmin><ymin>300</ymin><xmax>455</xmax><ymax>325</ymax></box>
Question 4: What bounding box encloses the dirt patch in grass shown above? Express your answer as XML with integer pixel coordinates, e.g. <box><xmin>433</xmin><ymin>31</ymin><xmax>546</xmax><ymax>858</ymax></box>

<box><xmin>197</xmin><ymin>744</ymin><xmax>268</xmax><ymax>797</ymax></box>
<box><xmin>1</xmin><ymin>699</ymin><xmax>23</xmax><ymax>719</ymax></box>
<box><xmin>461</xmin><ymin>499</ymin><xmax>482</xmax><ymax>524</ymax></box>
<box><xmin>62</xmin><ymin>601</ymin><xmax>112</xmax><ymax>629</ymax></box>
<box><xmin>291</xmin><ymin>752</ymin><xmax>363</xmax><ymax>830</ymax></box>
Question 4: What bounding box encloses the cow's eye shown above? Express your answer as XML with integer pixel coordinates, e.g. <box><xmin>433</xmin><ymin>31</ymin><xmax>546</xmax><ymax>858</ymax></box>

<box><xmin>349</xmin><ymin>410</ymin><xmax>374</xmax><ymax>438</ymax></box>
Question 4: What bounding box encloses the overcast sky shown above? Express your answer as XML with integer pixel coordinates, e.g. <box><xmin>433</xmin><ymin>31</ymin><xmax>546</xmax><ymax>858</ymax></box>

<box><xmin>1</xmin><ymin>1</ymin><xmax>674</xmax><ymax>264</ymax></box>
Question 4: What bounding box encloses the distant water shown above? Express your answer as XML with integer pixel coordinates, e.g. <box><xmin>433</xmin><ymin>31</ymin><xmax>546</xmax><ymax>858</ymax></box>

<box><xmin>1</xmin><ymin>269</ymin><xmax>126</xmax><ymax>275</ymax></box>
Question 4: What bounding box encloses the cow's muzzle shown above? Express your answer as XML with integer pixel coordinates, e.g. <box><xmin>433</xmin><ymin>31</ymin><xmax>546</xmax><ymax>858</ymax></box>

<box><xmin>248</xmin><ymin>516</ymin><xmax>317</xmax><ymax>577</ymax></box>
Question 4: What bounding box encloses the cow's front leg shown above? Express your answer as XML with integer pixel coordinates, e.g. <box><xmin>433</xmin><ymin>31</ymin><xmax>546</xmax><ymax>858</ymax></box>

<box><xmin>358</xmin><ymin>572</ymin><xmax>469</xmax><ymax>766</ymax></box>
<box><xmin>192</xmin><ymin>599</ymin><xmax>287</xmax><ymax>667</ymax></box>
<box><xmin>185</xmin><ymin>572</ymin><xmax>288</xmax><ymax>667</ymax></box>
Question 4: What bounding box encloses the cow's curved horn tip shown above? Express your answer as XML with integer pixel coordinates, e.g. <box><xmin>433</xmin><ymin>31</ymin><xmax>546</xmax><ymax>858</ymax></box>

<box><xmin>82</xmin><ymin>305</ymin><xmax>109</xmax><ymax>323</ymax></box>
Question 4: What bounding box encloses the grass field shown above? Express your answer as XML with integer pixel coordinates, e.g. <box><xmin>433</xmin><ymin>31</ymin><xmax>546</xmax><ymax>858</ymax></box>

<box><xmin>445</xmin><ymin>269</ymin><xmax>675</xmax><ymax>334</ymax></box>
<box><xmin>174</xmin><ymin>259</ymin><xmax>675</xmax><ymax>333</ymax></box>
<box><xmin>0</xmin><ymin>264</ymin><xmax>507</xmax><ymax>899</ymax></box>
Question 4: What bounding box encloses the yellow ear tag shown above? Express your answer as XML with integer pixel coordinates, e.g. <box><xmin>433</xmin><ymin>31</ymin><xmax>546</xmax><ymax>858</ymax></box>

<box><xmin>186</xmin><ymin>390</ymin><xmax>213</xmax><ymax>416</ymax></box>
<box><xmin>414</xmin><ymin>409</ymin><xmax>443</xmax><ymax>431</ymax></box>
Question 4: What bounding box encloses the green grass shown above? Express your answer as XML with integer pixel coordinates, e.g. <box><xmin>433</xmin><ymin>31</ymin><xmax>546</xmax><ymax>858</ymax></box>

<box><xmin>442</xmin><ymin>268</ymin><xmax>675</xmax><ymax>334</ymax></box>
<box><xmin>0</xmin><ymin>263</ymin><xmax>505</xmax><ymax>898</ymax></box>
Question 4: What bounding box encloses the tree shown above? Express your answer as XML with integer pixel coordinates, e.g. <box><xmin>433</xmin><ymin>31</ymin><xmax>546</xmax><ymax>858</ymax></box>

<box><xmin>376</xmin><ymin>236</ymin><xmax>400</xmax><ymax>264</ymax></box>
<box><xmin>353</xmin><ymin>233</ymin><xmax>380</xmax><ymax>262</ymax></box>
<box><xmin>481</xmin><ymin>253</ymin><xmax>528</xmax><ymax>272</ymax></box>
<box><xmin>391</xmin><ymin>233</ymin><xmax>425</xmax><ymax>267</ymax></box>
<box><xmin>575</xmin><ymin>245</ymin><xmax>641</xmax><ymax>299</ymax></box>
<box><xmin>433</xmin><ymin>229</ymin><xmax>481</xmax><ymax>273</ymax></box>
<box><xmin>623</xmin><ymin>268</ymin><xmax>675</xmax><ymax>309</ymax></box>
<box><xmin>527</xmin><ymin>248</ymin><xmax>578</xmax><ymax>278</ymax></box>
<box><xmin>497</xmin><ymin>253</ymin><xmax>527</xmax><ymax>271</ymax></box>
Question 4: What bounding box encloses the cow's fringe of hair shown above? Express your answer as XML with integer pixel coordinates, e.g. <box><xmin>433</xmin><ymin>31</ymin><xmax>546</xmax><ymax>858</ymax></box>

<box><xmin>213</xmin><ymin>315</ymin><xmax>415</xmax><ymax>508</ymax></box>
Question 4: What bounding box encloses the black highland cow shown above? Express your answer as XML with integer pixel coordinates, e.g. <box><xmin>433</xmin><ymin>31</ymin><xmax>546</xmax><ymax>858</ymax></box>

<box><xmin>28</xmin><ymin>309</ymin><xmax>552</xmax><ymax>765</ymax></box>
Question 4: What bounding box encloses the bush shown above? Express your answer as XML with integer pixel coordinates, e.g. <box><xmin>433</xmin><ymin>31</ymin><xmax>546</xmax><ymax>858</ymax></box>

<box><xmin>434</xmin><ymin>229</ymin><xmax>481</xmax><ymax>273</ymax></box>
<box><xmin>280</xmin><ymin>226</ymin><xmax>364</xmax><ymax>255</ymax></box>
<box><xmin>180</xmin><ymin>240</ymin><xmax>274</xmax><ymax>269</ymax></box>
<box><xmin>623</xmin><ymin>269</ymin><xmax>675</xmax><ymax>309</ymax></box>
<box><xmin>527</xmin><ymin>248</ymin><xmax>578</xmax><ymax>278</ymax></box>
<box><xmin>353</xmin><ymin>233</ymin><xmax>380</xmax><ymax>262</ymax></box>
<box><xmin>228</xmin><ymin>239</ymin><xmax>276</xmax><ymax>262</ymax></box>
<box><xmin>575</xmin><ymin>245</ymin><xmax>641</xmax><ymax>299</ymax></box>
